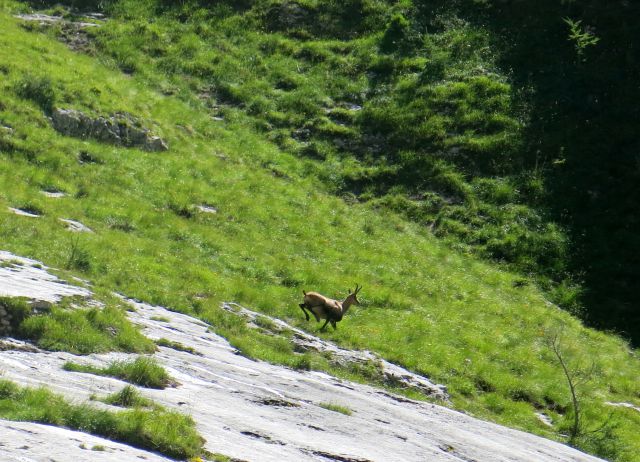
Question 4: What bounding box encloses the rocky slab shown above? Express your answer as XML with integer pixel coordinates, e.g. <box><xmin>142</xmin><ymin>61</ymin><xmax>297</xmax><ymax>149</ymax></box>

<box><xmin>0</xmin><ymin>420</ymin><xmax>173</xmax><ymax>462</ymax></box>
<box><xmin>0</xmin><ymin>251</ymin><xmax>605</xmax><ymax>462</ymax></box>
<box><xmin>0</xmin><ymin>251</ymin><xmax>90</xmax><ymax>302</ymax></box>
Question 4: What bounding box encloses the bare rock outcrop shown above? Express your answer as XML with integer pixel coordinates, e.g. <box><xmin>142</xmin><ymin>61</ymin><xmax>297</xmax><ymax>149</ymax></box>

<box><xmin>51</xmin><ymin>108</ymin><xmax>168</xmax><ymax>151</ymax></box>
<box><xmin>0</xmin><ymin>251</ymin><xmax>91</xmax><ymax>335</ymax></box>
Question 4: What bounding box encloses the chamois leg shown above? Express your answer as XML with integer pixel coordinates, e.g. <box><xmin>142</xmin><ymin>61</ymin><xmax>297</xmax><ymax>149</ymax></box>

<box><xmin>299</xmin><ymin>304</ymin><xmax>310</xmax><ymax>321</ymax></box>
<box><xmin>320</xmin><ymin>319</ymin><xmax>330</xmax><ymax>331</ymax></box>
<box><xmin>310</xmin><ymin>307</ymin><xmax>320</xmax><ymax>322</ymax></box>
<box><xmin>331</xmin><ymin>320</ymin><xmax>337</xmax><ymax>330</ymax></box>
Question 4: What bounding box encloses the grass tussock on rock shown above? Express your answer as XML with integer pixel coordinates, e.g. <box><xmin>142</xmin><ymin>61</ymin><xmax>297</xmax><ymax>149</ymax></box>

<box><xmin>0</xmin><ymin>379</ymin><xmax>204</xmax><ymax>459</ymax></box>
<box><xmin>0</xmin><ymin>296</ymin><xmax>155</xmax><ymax>354</ymax></box>
<box><xmin>64</xmin><ymin>356</ymin><xmax>174</xmax><ymax>389</ymax></box>
<box><xmin>97</xmin><ymin>385</ymin><xmax>156</xmax><ymax>408</ymax></box>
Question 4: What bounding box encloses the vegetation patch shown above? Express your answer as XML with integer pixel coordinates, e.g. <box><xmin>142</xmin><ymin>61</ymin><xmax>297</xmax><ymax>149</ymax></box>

<box><xmin>0</xmin><ymin>379</ymin><xmax>204</xmax><ymax>459</ymax></box>
<box><xmin>318</xmin><ymin>402</ymin><xmax>353</xmax><ymax>416</ymax></box>
<box><xmin>63</xmin><ymin>356</ymin><xmax>175</xmax><ymax>389</ymax></box>
<box><xmin>10</xmin><ymin>299</ymin><xmax>155</xmax><ymax>355</ymax></box>
<box><xmin>155</xmin><ymin>337</ymin><xmax>201</xmax><ymax>355</ymax></box>
<box><xmin>95</xmin><ymin>384</ymin><xmax>156</xmax><ymax>408</ymax></box>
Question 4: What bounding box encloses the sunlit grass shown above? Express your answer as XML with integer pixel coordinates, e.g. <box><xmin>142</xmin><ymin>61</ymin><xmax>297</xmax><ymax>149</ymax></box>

<box><xmin>0</xmin><ymin>379</ymin><xmax>204</xmax><ymax>459</ymax></box>
<box><xmin>318</xmin><ymin>402</ymin><xmax>353</xmax><ymax>416</ymax></box>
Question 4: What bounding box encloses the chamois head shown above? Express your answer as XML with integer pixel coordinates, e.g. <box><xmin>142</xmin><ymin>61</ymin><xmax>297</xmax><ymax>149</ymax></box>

<box><xmin>346</xmin><ymin>284</ymin><xmax>362</xmax><ymax>306</ymax></box>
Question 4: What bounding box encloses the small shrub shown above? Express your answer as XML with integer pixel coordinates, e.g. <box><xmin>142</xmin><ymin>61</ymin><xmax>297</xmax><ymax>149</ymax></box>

<box><xmin>380</xmin><ymin>13</ymin><xmax>421</xmax><ymax>54</ymax></box>
<box><xmin>150</xmin><ymin>315</ymin><xmax>170</xmax><ymax>322</ymax></box>
<box><xmin>18</xmin><ymin>305</ymin><xmax>155</xmax><ymax>354</ymax></box>
<box><xmin>155</xmin><ymin>338</ymin><xmax>200</xmax><ymax>355</ymax></box>
<box><xmin>78</xmin><ymin>150</ymin><xmax>103</xmax><ymax>164</ymax></box>
<box><xmin>105</xmin><ymin>215</ymin><xmax>136</xmax><ymax>232</ymax></box>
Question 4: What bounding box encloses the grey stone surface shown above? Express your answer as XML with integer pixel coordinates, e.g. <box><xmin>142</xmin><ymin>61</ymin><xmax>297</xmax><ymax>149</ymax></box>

<box><xmin>51</xmin><ymin>108</ymin><xmax>168</xmax><ymax>151</ymax></box>
<box><xmin>59</xmin><ymin>218</ymin><xmax>93</xmax><ymax>233</ymax></box>
<box><xmin>15</xmin><ymin>13</ymin><xmax>101</xmax><ymax>28</ymax></box>
<box><xmin>7</xmin><ymin>207</ymin><xmax>40</xmax><ymax>218</ymax></box>
<box><xmin>0</xmin><ymin>251</ymin><xmax>91</xmax><ymax>302</ymax></box>
<box><xmin>41</xmin><ymin>190</ymin><xmax>66</xmax><ymax>198</ymax></box>
<box><xmin>0</xmin><ymin>420</ymin><xmax>173</xmax><ymax>462</ymax></box>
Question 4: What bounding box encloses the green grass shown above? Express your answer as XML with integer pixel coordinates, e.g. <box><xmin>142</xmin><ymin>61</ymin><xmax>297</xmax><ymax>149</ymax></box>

<box><xmin>150</xmin><ymin>315</ymin><xmax>170</xmax><ymax>322</ymax></box>
<box><xmin>318</xmin><ymin>402</ymin><xmax>353</xmax><ymax>416</ymax></box>
<box><xmin>96</xmin><ymin>385</ymin><xmax>156</xmax><ymax>408</ymax></box>
<box><xmin>64</xmin><ymin>356</ymin><xmax>174</xmax><ymax>389</ymax></box>
<box><xmin>0</xmin><ymin>3</ymin><xmax>639</xmax><ymax>461</ymax></box>
<box><xmin>15</xmin><ymin>301</ymin><xmax>156</xmax><ymax>355</ymax></box>
<box><xmin>0</xmin><ymin>379</ymin><xmax>204</xmax><ymax>459</ymax></box>
<box><xmin>155</xmin><ymin>337</ymin><xmax>200</xmax><ymax>355</ymax></box>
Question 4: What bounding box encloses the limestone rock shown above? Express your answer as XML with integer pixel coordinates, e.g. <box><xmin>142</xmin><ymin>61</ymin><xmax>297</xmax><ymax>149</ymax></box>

<box><xmin>59</xmin><ymin>218</ymin><xmax>93</xmax><ymax>233</ymax></box>
<box><xmin>8</xmin><ymin>207</ymin><xmax>40</xmax><ymax>218</ymax></box>
<box><xmin>51</xmin><ymin>108</ymin><xmax>168</xmax><ymax>151</ymax></box>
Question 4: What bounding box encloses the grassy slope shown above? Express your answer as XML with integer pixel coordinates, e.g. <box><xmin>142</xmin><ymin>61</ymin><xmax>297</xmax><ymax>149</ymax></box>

<box><xmin>0</xmin><ymin>6</ymin><xmax>639</xmax><ymax>461</ymax></box>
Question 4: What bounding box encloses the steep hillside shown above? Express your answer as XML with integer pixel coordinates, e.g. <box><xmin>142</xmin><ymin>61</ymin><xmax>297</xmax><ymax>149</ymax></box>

<box><xmin>1</xmin><ymin>1</ymin><xmax>640</xmax><ymax>461</ymax></box>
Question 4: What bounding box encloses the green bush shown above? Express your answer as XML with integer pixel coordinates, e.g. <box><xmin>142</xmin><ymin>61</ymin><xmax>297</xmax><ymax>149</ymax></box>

<box><xmin>381</xmin><ymin>13</ymin><xmax>422</xmax><ymax>54</ymax></box>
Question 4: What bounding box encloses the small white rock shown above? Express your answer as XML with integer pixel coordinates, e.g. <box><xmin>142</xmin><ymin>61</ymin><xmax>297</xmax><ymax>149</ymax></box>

<box><xmin>59</xmin><ymin>218</ymin><xmax>93</xmax><ymax>233</ymax></box>
<box><xmin>8</xmin><ymin>207</ymin><xmax>40</xmax><ymax>218</ymax></box>
<box><xmin>41</xmin><ymin>190</ymin><xmax>66</xmax><ymax>198</ymax></box>
<box><xmin>196</xmin><ymin>204</ymin><xmax>218</xmax><ymax>214</ymax></box>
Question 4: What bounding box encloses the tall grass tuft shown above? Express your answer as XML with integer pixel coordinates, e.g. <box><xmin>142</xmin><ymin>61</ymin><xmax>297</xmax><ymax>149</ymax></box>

<box><xmin>17</xmin><ymin>305</ymin><xmax>155</xmax><ymax>354</ymax></box>
<box><xmin>64</xmin><ymin>356</ymin><xmax>174</xmax><ymax>389</ymax></box>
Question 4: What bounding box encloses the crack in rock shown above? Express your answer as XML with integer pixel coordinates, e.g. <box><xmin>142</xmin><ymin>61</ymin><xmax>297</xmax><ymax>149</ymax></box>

<box><xmin>311</xmin><ymin>450</ymin><xmax>374</xmax><ymax>462</ymax></box>
<box><xmin>240</xmin><ymin>431</ymin><xmax>286</xmax><ymax>445</ymax></box>
<box><xmin>256</xmin><ymin>398</ymin><xmax>300</xmax><ymax>408</ymax></box>
<box><xmin>438</xmin><ymin>444</ymin><xmax>478</xmax><ymax>462</ymax></box>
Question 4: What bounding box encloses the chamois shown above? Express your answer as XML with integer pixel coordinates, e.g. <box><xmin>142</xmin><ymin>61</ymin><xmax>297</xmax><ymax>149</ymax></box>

<box><xmin>299</xmin><ymin>284</ymin><xmax>362</xmax><ymax>331</ymax></box>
